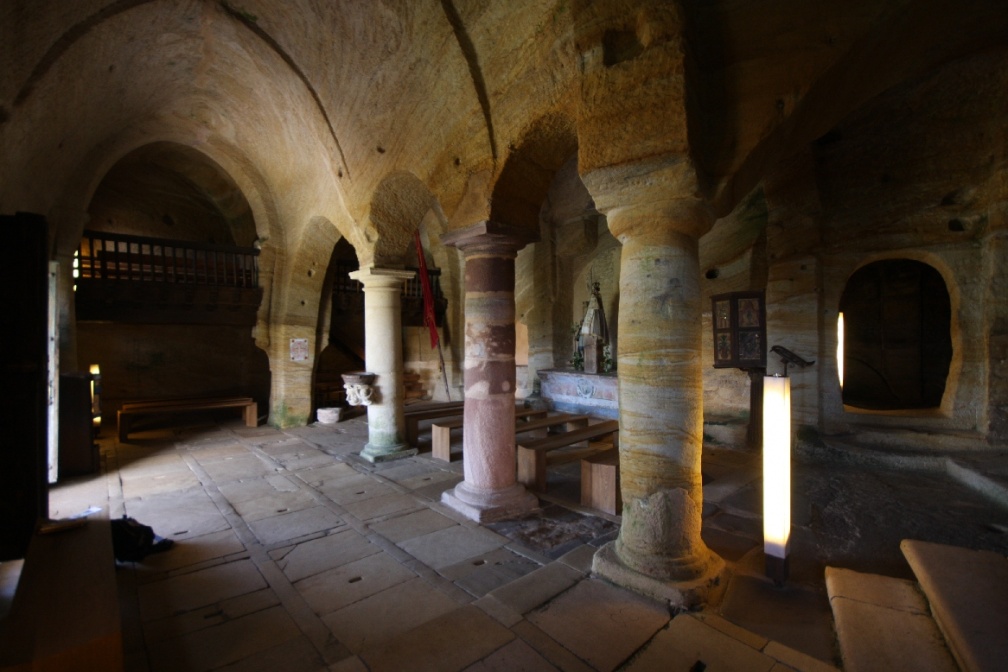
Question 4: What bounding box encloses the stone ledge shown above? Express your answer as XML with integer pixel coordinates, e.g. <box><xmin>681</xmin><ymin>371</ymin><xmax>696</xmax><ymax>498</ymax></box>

<box><xmin>901</xmin><ymin>539</ymin><xmax>1008</xmax><ymax>672</ymax></box>
<box><xmin>826</xmin><ymin>565</ymin><xmax>957</xmax><ymax>672</ymax></box>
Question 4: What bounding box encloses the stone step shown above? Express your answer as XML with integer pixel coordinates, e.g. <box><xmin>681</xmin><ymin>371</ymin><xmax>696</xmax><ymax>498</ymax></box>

<box><xmin>825</xmin><ymin>566</ymin><xmax>957</xmax><ymax>672</ymax></box>
<box><xmin>901</xmin><ymin>539</ymin><xmax>1008</xmax><ymax>672</ymax></box>
<box><xmin>624</xmin><ymin>612</ymin><xmax>839</xmax><ymax>672</ymax></box>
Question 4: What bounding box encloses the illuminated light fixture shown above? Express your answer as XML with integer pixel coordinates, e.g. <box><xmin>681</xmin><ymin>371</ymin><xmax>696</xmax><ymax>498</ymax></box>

<box><xmin>836</xmin><ymin>312</ymin><xmax>845</xmax><ymax>389</ymax></box>
<box><xmin>89</xmin><ymin>364</ymin><xmax>102</xmax><ymax>430</ymax></box>
<box><xmin>763</xmin><ymin>373</ymin><xmax>791</xmax><ymax>585</ymax></box>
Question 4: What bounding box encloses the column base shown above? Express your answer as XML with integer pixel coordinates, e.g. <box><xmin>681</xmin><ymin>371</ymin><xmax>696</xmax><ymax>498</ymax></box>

<box><xmin>441</xmin><ymin>481</ymin><xmax>539</xmax><ymax>523</ymax></box>
<box><xmin>592</xmin><ymin>542</ymin><xmax>727</xmax><ymax>611</ymax></box>
<box><xmin>360</xmin><ymin>443</ymin><xmax>417</xmax><ymax>463</ymax></box>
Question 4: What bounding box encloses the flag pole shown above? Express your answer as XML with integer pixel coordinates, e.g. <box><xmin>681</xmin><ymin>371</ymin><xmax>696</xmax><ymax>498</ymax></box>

<box><xmin>436</xmin><ymin>337</ymin><xmax>451</xmax><ymax>401</ymax></box>
<box><xmin>414</xmin><ymin>230</ymin><xmax>451</xmax><ymax>400</ymax></box>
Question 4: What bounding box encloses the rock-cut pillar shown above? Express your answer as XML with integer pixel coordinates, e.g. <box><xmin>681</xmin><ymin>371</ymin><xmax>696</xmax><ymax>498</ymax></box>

<box><xmin>591</xmin><ymin>199</ymin><xmax>725</xmax><ymax>608</ymax></box>
<box><xmin>349</xmin><ymin>266</ymin><xmax>417</xmax><ymax>463</ymax></box>
<box><xmin>440</xmin><ymin>221</ymin><xmax>539</xmax><ymax>522</ymax></box>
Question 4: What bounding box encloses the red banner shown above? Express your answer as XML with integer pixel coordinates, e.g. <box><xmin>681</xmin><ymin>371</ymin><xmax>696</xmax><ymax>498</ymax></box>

<box><xmin>414</xmin><ymin>231</ymin><xmax>439</xmax><ymax>349</ymax></box>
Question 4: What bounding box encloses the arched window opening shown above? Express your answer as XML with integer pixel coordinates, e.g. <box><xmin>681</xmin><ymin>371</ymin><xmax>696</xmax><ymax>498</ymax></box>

<box><xmin>839</xmin><ymin>259</ymin><xmax>952</xmax><ymax>411</ymax></box>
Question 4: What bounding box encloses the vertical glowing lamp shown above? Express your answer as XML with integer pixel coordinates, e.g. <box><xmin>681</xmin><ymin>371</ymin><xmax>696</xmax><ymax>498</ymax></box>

<box><xmin>836</xmin><ymin>312</ymin><xmax>845</xmax><ymax>389</ymax></box>
<box><xmin>89</xmin><ymin>363</ymin><xmax>102</xmax><ymax>431</ymax></box>
<box><xmin>763</xmin><ymin>374</ymin><xmax>791</xmax><ymax>584</ymax></box>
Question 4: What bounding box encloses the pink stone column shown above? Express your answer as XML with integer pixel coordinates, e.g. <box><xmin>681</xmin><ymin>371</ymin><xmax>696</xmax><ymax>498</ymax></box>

<box><xmin>591</xmin><ymin>199</ymin><xmax>726</xmax><ymax>608</ymax></box>
<box><xmin>440</xmin><ymin>221</ymin><xmax>539</xmax><ymax>522</ymax></box>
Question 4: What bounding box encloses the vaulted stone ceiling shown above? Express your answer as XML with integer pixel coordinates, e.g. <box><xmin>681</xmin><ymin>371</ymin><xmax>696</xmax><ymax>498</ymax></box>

<box><xmin>2</xmin><ymin>0</ymin><xmax>1006</xmax><ymax>260</ymax></box>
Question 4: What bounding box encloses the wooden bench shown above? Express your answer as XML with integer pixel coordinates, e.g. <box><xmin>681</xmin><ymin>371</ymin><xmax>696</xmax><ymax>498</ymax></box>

<box><xmin>581</xmin><ymin>448</ymin><xmax>621</xmax><ymax>514</ymax></box>
<box><xmin>403</xmin><ymin>401</ymin><xmax>465</xmax><ymax>446</ymax></box>
<box><xmin>517</xmin><ymin>419</ymin><xmax>620</xmax><ymax>493</ymax></box>
<box><xmin>429</xmin><ymin>408</ymin><xmax>552</xmax><ymax>461</ymax></box>
<box><xmin>118</xmin><ymin>395</ymin><xmax>258</xmax><ymax>441</ymax></box>
<box><xmin>0</xmin><ymin>519</ymin><xmax>123</xmax><ymax>671</ymax></box>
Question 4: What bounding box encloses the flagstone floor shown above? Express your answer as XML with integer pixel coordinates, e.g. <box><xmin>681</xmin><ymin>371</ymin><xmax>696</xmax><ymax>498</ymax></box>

<box><xmin>40</xmin><ymin>410</ymin><xmax>1008</xmax><ymax>672</ymax></box>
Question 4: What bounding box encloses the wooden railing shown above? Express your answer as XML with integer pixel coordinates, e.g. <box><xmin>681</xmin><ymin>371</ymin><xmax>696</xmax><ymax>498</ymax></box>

<box><xmin>76</xmin><ymin>230</ymin><xmax>259</xmax><ymax>288</ymax></box>
<box><xmin>331</xmin><ymin>260</ymin><xmax>446</xmax><ymax>305</ymax></box>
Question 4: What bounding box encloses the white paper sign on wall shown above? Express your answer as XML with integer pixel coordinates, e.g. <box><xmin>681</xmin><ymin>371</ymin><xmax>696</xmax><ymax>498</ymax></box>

<box><xmin>290</xmin><ymin>338</ymin><xmax>309</xmax><ymax>362</ymax></box>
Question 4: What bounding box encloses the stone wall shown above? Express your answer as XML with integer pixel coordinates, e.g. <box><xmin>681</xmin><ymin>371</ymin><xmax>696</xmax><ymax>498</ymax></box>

<box><xmin>77</xmin><ymin>323</ymin><xmax>270</xmax><ymax>415</ymax></box>
<box><xmin>769</xmin><ymin>48</ymin><xmax>1008</xmax><ymax>451</ymax></box>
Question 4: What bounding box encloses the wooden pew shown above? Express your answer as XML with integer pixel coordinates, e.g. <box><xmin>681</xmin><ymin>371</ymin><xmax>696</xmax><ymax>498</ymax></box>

<box><xmin>118</xmin><ymin>396</ymin><xmax>258</xmax><ymax>441</ymax></box>
<box><xmin>0</xmin><ymin>519</ymin><xmax>123</xmax><ymax>671</ymax></box>
<box><xmin>403</xmin><ymin>401</ymin><xmax>465</xmax><ymax>446</ymax></box>
<box><xmin>429</xmin><ymin>408</ymin><xmax>552</xmax><ymax>461</ymax></box>
<box><xmin>517</xmin><ymin>419</ymin><xmax>620</xmax><ymax>493</ymax></box>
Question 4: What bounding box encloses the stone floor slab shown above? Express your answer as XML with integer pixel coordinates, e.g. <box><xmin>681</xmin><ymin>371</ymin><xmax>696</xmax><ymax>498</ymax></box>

<box><xmin>187</xmin><ymin>442</ymin><xmax>249</xmax><ymax>463</ymax></box>
<box><xmin>718</xmin><ymin>574</ymin><xmax>836</xmax><ymax>665</ymax></box>
<box><xmin>134</xmin><ymin>528</ymin><xmax>246</xmax><ymax>575</ymax></box>
<box><xmin>320</xmin><ymin>477</ymin><xmax>398</xmax><ymax>505</ymax></box>
<box><xmin>248</xmin><ymin>506</ymin><xmax>346</xmax><ymax>546</ymax></box>
<box><xmin>146</xmin><ymin>604</ymin><xmax>302</xmax><ymax>672</ymax></box>
<box><xmin>218</xmin><ymin>477</ymin><xmax>288</xmax><ymax>504</ymax></box>
<box><xmin>230</xmin><ymin>488</ymin><xmax>319</xmax><ymax>522</ymax></box>
<box><xmin>200</xmin><ymin>454</ymin><xmax>277</xmax><ymax>483</ymax></box>
<box><xmin>624</xmin><ymin>614</ymin><xmax>776</xmax><ymax>672</ymax></box>
<box><xmin>342</xmin><ymin>492</ymin><xmax>423</xmax><ymax>522</ymax></box>
<box><xmin>276</xmin><ymin>452</ymin><xmax>337</xmax><ymax>472</ymax></box>
<box><xmin>371</xmin><ymin>460</ymin><xmax>445</xmax><ymax>484</ymax></box>
<box><xmin>368</xmin><ymin>508</ymin><xmax>458</xmax><ymax>543</ymax></box>
<box><xmin>296</xmin><ymin>462</ymin><xmax>360</xmax><ymax>488</ymax></box>
<box><xmin>411</xmin><ymin>474</ymin><xmax>465</xmax><ymax>501</ymax></box>
<box><xmin>215</xmin><ymin>635</ymin><xmax>327</xmax><ymax>672</ymax></box>
<box><xmin>461</xmin><ymin>637</ymin><xmax>558</xmax><ymax>671</ymax></box>
<box><xmin>487</xmin><ymin>561</ymin><xmax>582</xmax><ymax>615</ymax></box>
<box><xmin>143</xmin><ymin>587</ymin><xmax>279</xmax><ymax>644</ymax></box>
<box><xmin>528</xmin><ymin>578</ymin><xmax>669</xmax><ymax>671</ymax></box>
<box><xmin>398</xmin><ymin>468</ymin><xmax>463</xmax><ymax>490</ymax></box>
<box><xmin>124</xmin><ymin>487</ymin><xmax>231</xmax><ymax>540</ymax></box>
<box><xmin>295</xmin><ymin>551</ymin><xmax>416</xmax><ymax>616</ymax></box>
<box><xmin>274</xmin><ymin>528</ymin><xmax>382</xmax><ymax>583</ymax></box>
<box><xmin>509</xmin><ymin>620</ymin><xmax>595</xmax><ymax>672</ymax></box>
<box><xmin>397</xmin><ymin>524</ymin><xmax>507</xmax><ymax>570</ymax></box>
<box><xmin>359</xmin><ymin>605</ymin><xmax>514</xmax><ymax>672</ymax></box>
<box><xmin>321</xmin><ymin>577</ymin><xmax>461</xmax><ymax>652</ymax></box>
<box><xmin>138</xmin><ymin>559</ymin><xmax>268</xmax><ymax>621</ymax></box>
<box><xmin>122</xmin><ymin>469</ymin><xmax>202</xmax><ymax>499</ymax></box>
<box><xmin>439</xmin><ymin>546</ymin><xmax>542</xmax><ymax>597</ymax></box>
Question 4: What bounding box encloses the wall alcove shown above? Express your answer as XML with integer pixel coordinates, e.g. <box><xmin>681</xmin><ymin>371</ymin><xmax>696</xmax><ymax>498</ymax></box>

<box><xmin>839</xmin><ymin>259</ymin><xmax>952</xmax><ymax>411</ymax></box>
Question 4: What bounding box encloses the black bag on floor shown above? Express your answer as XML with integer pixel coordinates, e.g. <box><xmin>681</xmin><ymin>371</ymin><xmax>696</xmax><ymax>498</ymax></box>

<box><xmin>111</xmin><ymin>516</ymin><xmax>173</xmax><ymax>562</ymax></box>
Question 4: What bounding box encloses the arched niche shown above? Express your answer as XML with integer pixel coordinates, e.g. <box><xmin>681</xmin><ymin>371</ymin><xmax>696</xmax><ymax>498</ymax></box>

<box><xmin>76</xmin><ymin>143</ymin><xmax>270</xmax><ymax>415</ymax></box>
<box><xmin>839</xmin><ymin>258</ymin><xmax>952</xmax><ymax>411</ymax></box>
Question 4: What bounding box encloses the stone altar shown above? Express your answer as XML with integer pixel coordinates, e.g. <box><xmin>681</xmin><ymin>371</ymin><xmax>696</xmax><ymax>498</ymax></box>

<box><xmin>537</xmin><ymin>369</ymin><xmax>618</xmax><ymax>419</ymax></box>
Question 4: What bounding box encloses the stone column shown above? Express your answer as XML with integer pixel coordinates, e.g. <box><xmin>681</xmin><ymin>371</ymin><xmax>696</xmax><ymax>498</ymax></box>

<box><xmin>349</xmin><ymin>266</ymin><xmax>417</xmax><ymax>463</ymax></box>
<box><xmin>591</xmin><ymin>198</ymin><xmax>725</xmax><ymax>608</ymax></box>
<box><xmin>440</xmin><ymin>221</ymin><xmax>539</xmax><ymax>522</ymax></box>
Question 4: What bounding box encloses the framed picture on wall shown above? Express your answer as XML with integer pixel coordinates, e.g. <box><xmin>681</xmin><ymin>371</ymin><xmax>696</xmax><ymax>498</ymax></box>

<box><xmin>711</xmin><ymin>291</ymin><xmax>766</xmax><ymax>368</ymax></box>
